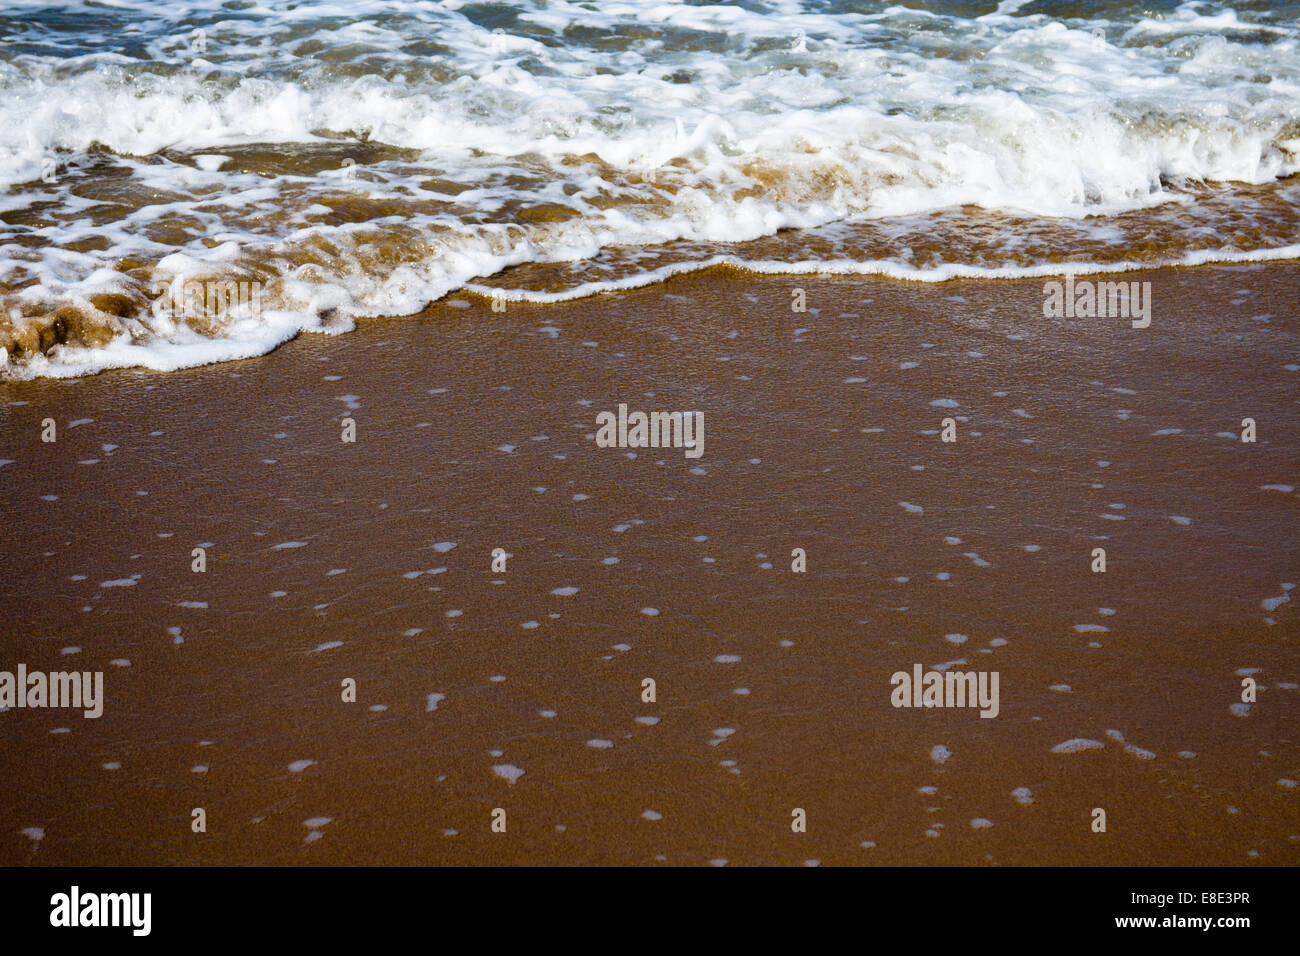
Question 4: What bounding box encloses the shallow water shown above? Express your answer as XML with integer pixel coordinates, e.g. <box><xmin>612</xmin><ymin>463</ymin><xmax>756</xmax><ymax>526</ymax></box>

<box><xmin>1</xmin><ymin>263</ymin><xmax>1295</xmax><ymax>864</ymax></box>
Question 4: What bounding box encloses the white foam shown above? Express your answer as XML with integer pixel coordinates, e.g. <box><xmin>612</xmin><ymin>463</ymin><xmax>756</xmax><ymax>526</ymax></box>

<box><xmin>493</xmin><ymin>764</ymin><xmax>525</xmax><ymax>785</ymax></box>
<box><xmin>7</xmin><ymin>0</ymin><xmax>1300</xmax><ymax>378</ymax></box>
<box><xmin>1052</xmin><ymin>738</ymin><xmax>1105</xmax><ymax>754</ymax></box>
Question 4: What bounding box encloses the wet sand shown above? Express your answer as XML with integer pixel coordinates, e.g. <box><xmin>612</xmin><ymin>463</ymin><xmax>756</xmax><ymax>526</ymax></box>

<box><xmin>1</xmin><ymin>262</ymin><xmax>1296</xmax><ymax>866</ymax></box>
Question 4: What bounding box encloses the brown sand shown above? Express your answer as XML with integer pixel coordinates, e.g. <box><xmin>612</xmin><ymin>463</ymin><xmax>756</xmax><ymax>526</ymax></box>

<box><xmin>0</xmin><ymin>262</ymin><xmax>1296</xmax><ymax>866</ymax></box>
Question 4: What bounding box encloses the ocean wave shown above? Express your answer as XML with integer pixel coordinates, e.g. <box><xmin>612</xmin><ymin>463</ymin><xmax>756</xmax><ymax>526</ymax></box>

<box><xmin>2</xmin><ymin>0</ymin><xmax>1299</xmax><ymax>377</ymax></box>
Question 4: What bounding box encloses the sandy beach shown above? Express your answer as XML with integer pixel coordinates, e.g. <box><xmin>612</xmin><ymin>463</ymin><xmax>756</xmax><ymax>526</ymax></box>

<box><xmin>1</xmin><ymin>262</ymin><xmax>1295</xmax><ymax>866</ymax></box>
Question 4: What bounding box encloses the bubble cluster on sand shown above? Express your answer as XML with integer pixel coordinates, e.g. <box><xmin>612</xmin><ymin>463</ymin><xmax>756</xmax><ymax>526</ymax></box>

<box><xmin>1052</xmin><ymin>738</ymin><xmax>1105</xmax><ymax>754</ymax></box>
<box><xmin>1106</xmin><ymin>729</ymin><xmax>1156</xmax><ymax>760</ymax></box>
<box><xmin>493</xmin><ymin>764</ymin><xmax>525</xmax><ymax>785</ymax></box>
<box><xmin>303</xmin><ymin>817</ymin><xmax>332</xmax><ymax>843</ymax></box>
<box><xmin>1261</xmin><ymin>589</ymin><xmax>1291</xmax><ymax>612</ymax></box>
